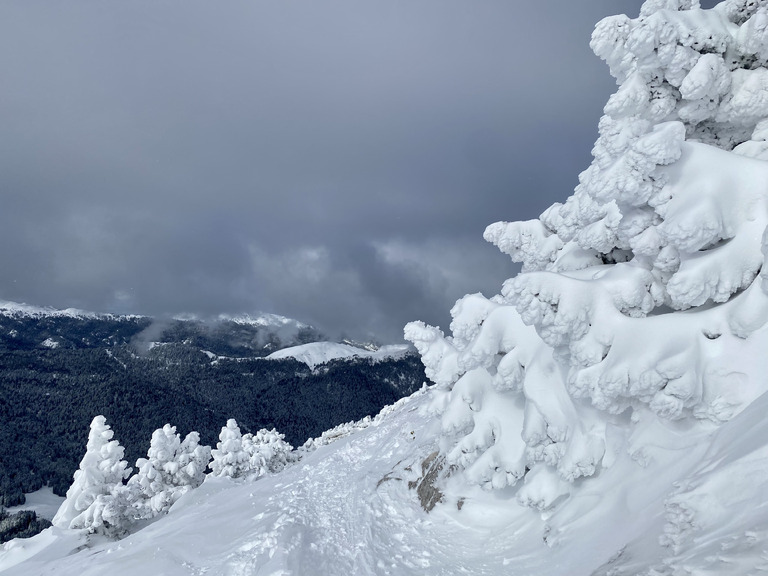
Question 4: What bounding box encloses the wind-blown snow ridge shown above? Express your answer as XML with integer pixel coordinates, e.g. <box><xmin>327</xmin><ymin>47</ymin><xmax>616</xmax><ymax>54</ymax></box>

<box><xmin>266</xmin><ymin>341</ymin><xmax>412</xmax><ymax>369</ymax></box>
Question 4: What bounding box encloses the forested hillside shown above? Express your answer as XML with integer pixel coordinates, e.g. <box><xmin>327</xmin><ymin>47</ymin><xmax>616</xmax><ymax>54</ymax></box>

<box><xmin>0</xmin><ymin>310</ymin><xmax>424</xmax><ymax>507</ymax></box>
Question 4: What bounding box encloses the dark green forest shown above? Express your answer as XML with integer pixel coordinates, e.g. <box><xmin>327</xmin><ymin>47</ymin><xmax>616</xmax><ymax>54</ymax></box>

<box><xmin>0</xmin><ymin>313</ymin><xmax>425</xmax><ymax>507</ymax></box>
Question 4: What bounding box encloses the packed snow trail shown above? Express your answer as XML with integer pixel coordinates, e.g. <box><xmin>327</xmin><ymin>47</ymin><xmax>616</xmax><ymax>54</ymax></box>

<box><xmin>213</xmin><ymin>392</ymin><xmax>540</xmax><ymax>576</ymax></box>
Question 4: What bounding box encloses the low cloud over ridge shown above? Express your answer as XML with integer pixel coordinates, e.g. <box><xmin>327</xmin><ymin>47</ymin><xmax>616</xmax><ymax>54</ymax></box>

<box><xmin>0</xmin><ymin>0</ymin><xmax>640</xmax><ymax>340</ymax></box>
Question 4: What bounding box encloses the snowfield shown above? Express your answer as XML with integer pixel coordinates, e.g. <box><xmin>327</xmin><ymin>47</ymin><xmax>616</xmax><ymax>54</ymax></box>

<box><xmin>4</xmin><ymin>488</ymin><xmax>64</xmax><ymax>522</ymax></box>
<box><xmin>266</xmin><ymin>342</ymin><xmax>412</xmax><ymax>369</ymax></box>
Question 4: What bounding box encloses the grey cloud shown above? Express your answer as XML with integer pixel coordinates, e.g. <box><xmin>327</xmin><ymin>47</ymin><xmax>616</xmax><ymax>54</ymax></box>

<box><xmin>1</xmin><ymin>0</ymin><xmax>643</xmax><ymax>341</ymax></box>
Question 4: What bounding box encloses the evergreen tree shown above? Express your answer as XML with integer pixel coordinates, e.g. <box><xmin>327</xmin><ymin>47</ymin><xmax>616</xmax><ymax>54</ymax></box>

<box><xmin>130</xmin><ymin>424</ymin><xmax>178</xmax><ymax>519</ymax></box>
<box><xmin>241</xmin><ymin>429</ymin><xmax>294</xmax><ymax>477</ymax></box>
<box><xmin>406</xmin><ymin>0</ymin><xmax>768</xmax><ymax>502</ymax></box>
<box><xmin>52</xmin><ymin>416</ymin><xmax>132</xmax><ymax>534</ymax></box>
<box><xmin>209</xmin><ymin>419</ymin><xmax>250</xmax><ymax>479</ymax></box>
<box><xmin>129</xmin><ymin>425</ymin><xmax>211</xmax><ymax>519</ymax></box>
<box><xmin>175</xmin><ymin>431</ymin><xmax>212</xmax><ymax>489</ymax></box>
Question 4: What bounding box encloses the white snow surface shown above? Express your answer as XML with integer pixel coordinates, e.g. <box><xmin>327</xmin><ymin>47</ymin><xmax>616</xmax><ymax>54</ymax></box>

<box><xmin>5</xmin><ymin>488</ymin><xmax>65</xmax><ymax>522</ymax></box>
<box><xmin>4</xmin><ymin>386</ymin><xmax>768</xmax><ymax>575</ymax></box>
<box><xmin>266</xmin><ymin>342</ymin><xmax>411</xmax><ymax>369</ymax></box>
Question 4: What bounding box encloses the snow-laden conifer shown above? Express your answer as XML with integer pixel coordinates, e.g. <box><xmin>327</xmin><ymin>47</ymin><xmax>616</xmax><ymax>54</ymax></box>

<box><xmin>209</xmin><ymin>419</ymin><xmax>251</xmax><ymax>479</ymax></box>
<box><xmin>52</xmin><ymin>416</ymin><xmax>132</xmax><ymax>535</ymax></box>
<box><xmin>241</xmin><ymin>429</ymin><xmax>294</xmax><ymax>477</ymax></box>
<box><xmin>406</xmin><ymin>0</ymin><xmax>768</xmax><ymax>501</ymax></box>
<box><xmin>175</xmin><ymin>430</ymin><xmax>212</xmax><ymax>488</ymax></box>
<box><xmin>129</xmin><ymin>424</ymin><xmax>211</xmax><ymax>519</ymax></box>
<box><xmin>209</xmin><ymin>420</ymin><xmax>294</xmax><ymax>479</ymax></box>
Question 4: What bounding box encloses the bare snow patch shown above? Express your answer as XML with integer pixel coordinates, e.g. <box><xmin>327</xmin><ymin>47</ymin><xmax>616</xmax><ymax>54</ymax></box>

<box><xmin>5</xmin><ymin>488</ymin><xmax>65</xmax><ymax>521</ymax></box>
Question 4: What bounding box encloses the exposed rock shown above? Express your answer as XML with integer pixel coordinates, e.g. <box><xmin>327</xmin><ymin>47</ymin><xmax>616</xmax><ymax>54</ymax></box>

<box><xmin>414</xmin><ymin>451</ymin><xmax>444</xmax><ymax>512</ymax></box>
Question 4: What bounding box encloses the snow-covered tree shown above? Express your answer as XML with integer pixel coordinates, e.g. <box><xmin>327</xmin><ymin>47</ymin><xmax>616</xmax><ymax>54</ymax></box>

<box><xmin>52</xmin><ymin>416</ymin><xmax>132</xmax><ymax>535</ymax></box>
<box><xmin>129</xmin><ymin>424</ymin><xmax>211</xmax><ymax>519</ymax></box>
<box><xmin>176</xmin><ymin>430</ymin><xmax>212</xmax><ymax>488</ymax></box>
<box><xmin>406</xmin><ymin>0</ymin><xmax>768</xmax><ymax>507</ymax></box>
<box><xmin>209</xmin><ymin>419</ymin><xmax>251</xmax><ymax>479</ymax></box>
<box><xmin>241</xmin><ymin>428</ymin><xmax>294</xmax><ymax>477</ymax></box>
<box><xmin>209</xmin><ymin>420</ymin><xmax>294</xmax><ymax>479</ymax></box>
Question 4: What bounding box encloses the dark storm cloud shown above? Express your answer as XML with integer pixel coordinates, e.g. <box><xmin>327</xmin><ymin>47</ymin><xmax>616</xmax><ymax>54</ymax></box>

<box><xmin>0</xmin><ymin>0</ymin><xmax>641</xmax><ymax>341</ymax></box>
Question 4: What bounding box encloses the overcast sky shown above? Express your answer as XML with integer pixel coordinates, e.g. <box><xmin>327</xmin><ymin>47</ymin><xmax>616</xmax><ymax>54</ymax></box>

<box><xmin>1</xmin><ymin>1</ymin><xmax>673</xmax><ymax>341</ymax></box>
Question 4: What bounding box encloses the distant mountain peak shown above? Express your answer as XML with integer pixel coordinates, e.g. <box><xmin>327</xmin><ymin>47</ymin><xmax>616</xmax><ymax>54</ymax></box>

<box><xmin>0</xmin><ymin>300</ymin><xmax>143</xmax><ymax>321</ymax></box>
<box><xmin>0</xmin><ymin>300</ymin><xmax>312</xmax><ymax>332</ymax></box>
<box><xmin>339</xmin><ymin>338</ymin><xmax>380</xmax><ymax>352</ymax></box>
<box><xmin>214</xmin><ymin>312</ymin><xmax>310</xmax><ymax>330</ymax></box>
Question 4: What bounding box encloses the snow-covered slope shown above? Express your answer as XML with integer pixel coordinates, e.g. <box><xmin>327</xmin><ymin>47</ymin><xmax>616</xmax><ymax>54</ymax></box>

<box><xmin>3</xmin><ymin>385</ymin><xmax>768</xmax><ymax>575</ymax></box>
<box><xmin>4</xmin><ymin>489</ymin><xmax>64</xmax><ymax>522</ymax></box>
<box><xmin>266</xmin><ymin>342</ymin><xmax>412</xmax><ymax>369</ymax></box>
